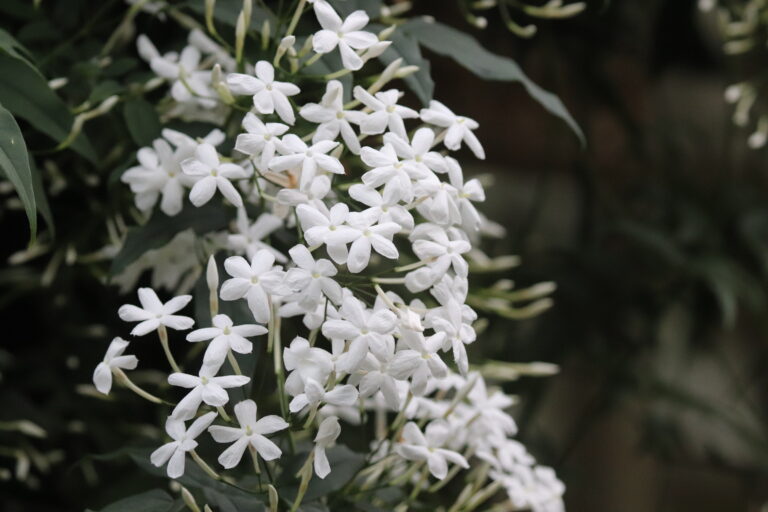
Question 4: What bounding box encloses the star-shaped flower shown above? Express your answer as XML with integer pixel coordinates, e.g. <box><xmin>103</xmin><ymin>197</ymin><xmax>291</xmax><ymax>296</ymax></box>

<box><xmin>227</xmin><ymin>61</ymin><xmax>301</xmax><ymax>124</ymax></box>
<box><xmin>208</xmin><ymin>400</ymin><xmax>289</xmax><ymax>468</ymax></box>
<box><xmin>118</xmin><ymin>288</ymin><xmax>194</xmax><ymax>336</ymax></box>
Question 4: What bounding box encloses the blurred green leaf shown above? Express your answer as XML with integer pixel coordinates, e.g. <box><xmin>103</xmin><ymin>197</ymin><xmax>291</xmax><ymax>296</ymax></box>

<box><xmin>123</xmin><ymin>98</ymin><xmax>161</xmax><ymax>147</ymax></box>
<box><xmin>378</xmin><ymin>28</ymin><xmax>434</xmax><ymax>106</ymax></box>
<box><xmin>95</xmin><ymin>489</ymin><xmax>180</xmax><ymax>512</ymax></box>
<box><xmin>0</xmin><ymin>27</ymin><xmax>35</xmax><ymax>67</ymax></box>
<box><xmin>110</xmin><ymin>203</ymin><xmax>232</xmax><ymax>276</ymax></box>
<box><xmin>0</xmin><ymin>53</ymin><xmax>97</xmax><ymax>162</ymax></box>
<box><xmin>0</xmin><ymin>102</ymin><xmax>37</xmax><ymax>240</ymax></box>
<box><xmin>402</xmin><ymin>18</ymin><xmax>585</xmax><ymax>145</ymax></box>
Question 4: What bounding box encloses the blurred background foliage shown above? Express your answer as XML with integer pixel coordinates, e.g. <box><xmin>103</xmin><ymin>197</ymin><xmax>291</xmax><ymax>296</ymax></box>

<box><xmin>2</xmin><ymin>0</ymin><xmax>768</xmax><ymax>511</ymax></box>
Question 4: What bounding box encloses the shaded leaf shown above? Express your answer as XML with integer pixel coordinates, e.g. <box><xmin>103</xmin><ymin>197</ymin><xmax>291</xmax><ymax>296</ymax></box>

<box><xmin>401</xmin><ymin>18</ymin><xmax>584</xmax><ymax>145</ymax></box>
<box><xmin>377</xmin><ymin>27</ymin><xmax>433</xmax><ymax>106</ymax></box>
<box><xmin>111</xmin><ymin>203</ymin><xmax>232</xmax><ymax>276</ymax></box>
<box><xmin>0</xmin><ymin>27</ymin><xmax>35</xmax><ymax>67</ymax></box>
<box><xmin>97</xmin><ymin>489</ymin><xmax>179</xmax><ymax>512</ymax></box>
<box><xmin>123</xmin><ymin>98</ymin><xmax>161</xmax><ymax>147</ymax></box>
<box><xmin>0</xmin><ymin>102</ymin><xmax>36</xmax><ymax>240</ymax></box>
<box><xmin>0</xmin><ymin>53</ymin><xmax>97</xmax><ymax>162</ymax></box>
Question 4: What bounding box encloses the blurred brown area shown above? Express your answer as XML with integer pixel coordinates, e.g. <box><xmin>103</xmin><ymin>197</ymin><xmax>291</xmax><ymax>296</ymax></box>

<box><xmin>422</xmin><ymin>0</ymin><xmax>768</xmax><ymax>510</ymax></box>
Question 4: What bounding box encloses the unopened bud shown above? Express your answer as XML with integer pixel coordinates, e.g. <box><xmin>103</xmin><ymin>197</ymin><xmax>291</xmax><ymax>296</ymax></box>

<box><xmin>268</xmin><ymin>485</ymin><xmax>278</xmax><ymax>512</ymax></box>
<box><xmin>181</xmin><ymin>487</ymin><xmax>200</xmax><ymax>512</ymax></box>
<box><xmin>242</xmin><ymin>0</ymin><xmax>252</xmax><ymax>26</ymax></box>
<box><xmin>378</xmin><ymin>24</ymin><xmax>397</xmax><ymax>41</ymax></box>
<box><xmin>394</xmin><ymin>65</ymin><xmax>419</xmax><ymax>79</ymax></box>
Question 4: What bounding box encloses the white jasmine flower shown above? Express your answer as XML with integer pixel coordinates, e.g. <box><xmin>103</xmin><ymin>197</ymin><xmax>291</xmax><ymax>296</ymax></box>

<box><xmin>227</xmin><ymin>61</ymin><xmax>301</xmax><ymax>124</ymax></box>
<box><xmin>219</xmin><ymin>251</ymin><xmax>286</xmax><ymax>324</ymax></box>
<box><xmin>121</xmin><ymin>138</ymin><xmax>188</xmax><ymax>216</ymax></box>
<box><xmin>92</xmin><ymin>337</ymin><xmax>138</xmax><ymax>394</ymax></box>
<box><xmin>313</xmin><ymin>415</ymin><xmax>341</xmax><ymax>478</ymax></box>
<box><xmin>446</xmin><ymin>157</ymin><xmax>485</xmax><ymax>230</ymax></box>
<box><xmin>137</xmin><ymin>36</ymin><xmax>216</xmax><ymax>108</ymax></box>
<box><xmin>289</xmin><ymin>378</ymin><xmax>359</xmax><ymax>413</ymax></box>
<box><xmin>395</xmin><ymin>421</ymin><xmax>469</xmax><ymax>479</ymax></box>
<box><xmin>186</xmin><ymin>314</ymin><xmax>267</xmax><ymax>369</ymax></box>
<box><xmin>389</xmin><ymin>330</ymin><xmax>448</xmax><ymax>395</ymax></box>
<box><xmin>412</xmin><ymin>225</ymin><xmax>471</xmax><ymax>277</ymax></box>
<box><xmin>321</xmin><ymin>295</ymin><xmax>397</xmax><ymax>372</ymax></box>
<box><xmin>312</xmin><ymin>4</ymin><xmax>378</xmax><ymax>71</ymax></box>
<box><xmin>296</xmin><ymin>203</ymin><xmax>359</xmax><ymax>264</ymax></box>
<box><xmin>300</xmin><ymin>80</ymin><xmax>366</xmax><ymax>153</ymax></box>
<box><xmin>163</xmin><ymin>127</ymin><xmax>225</xmax><ymax>160</ymax></box>
<box><xmin>150</xmin><ymin>412</ymin><xmax>217</xmax><ymax>479</ymax></box>
<box><xmin>168</xmin><ymin>365</ymin><xmax>250</xmax><ymax>420</ymax></box>
<box><xmin>348</xmin><ymin>337</ymin><xmax>400</xmax><ymax>409</ymax></box>
<box><xmin>208</xmin><ymin>400</ymin><xmax>288</xmax><ymax>468</ymax></box>
<box><xmin>348</xmin><ymin>184</ymin><xmax>414</xmax><ymax>231</ymax></box>
<box><xmin>429</xmin><ymin>298</ymin><xmax>476</xmax><ymax>375</ymax></box>
<box><xmin>283</xmin><ymin>336</ymin><xmax>334</xmax><ymax>396</ymax></box>
<box><xmin>234</xmin><ymin>113</ymin><xmax>290</xmax><ymax>171</ymax></box>
<box><xmin>353</xmin><ymin>87</ymin><xmax>418</xmax><ymax>139</ymax></box>
<box><xmin>181</xmin><ymin>143</ymin><xmax>249</xmax><ymax>207</ymax></box>
<box><xmin>345</xmin><ymin>211</ymin><xmax>401</xmax><ymax>273</ymax></box>
<box><xmin>360</xmin><ymin>143</ymin><xmax>416</xmax><ymax>203</ymax></box>
<box><xmin>118</xmin><ymin>288</ymin><xmax>194</xmax><ymax>336</ymax></box>
<box><xmin>228</xmin><ymin>210</ymin><xmax>287</xmax><ymax>262</ymax></box>
<box><xmin>276</xmin><ymin>174</ymin><xmax>331</xmax><ymax>206</ymax></box>
<box><xmin>284</xmin><ymin>244</ymin><xmax>343</xmax><ymax>307</ymax></box>
<box><xmin>420</xmin><ymin>100</ymin><xmax>485</xmax><ymax>160</ymax></box>
<box><xmin>269</xmin><ymin>134</ymin><xmax>343</xmax><ymax>190</ymax></box>
<box><xmin>384</xmin><ymin>127</ymin><xmax>447</xmax><ymax>175</ymax></box>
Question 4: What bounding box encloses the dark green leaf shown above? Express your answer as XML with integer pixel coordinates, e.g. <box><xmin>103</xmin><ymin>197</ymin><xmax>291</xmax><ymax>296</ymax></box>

<box><xmin>125</xmin><ymin>447</ymin><xmax>266</xmax><ymax>509</ymax></box>
<box><xmin>97</xmin><ymin>489</ymin><xmax>177</xmax><ymax>512</ymax></box>
<box><xmin>110</xmin><ymin>203</ymin><xmax>232</xmax><ymax>276</ymax></box>
<box><xmin>377</xmin><ymin>28</ymin><xmax>433</xmax><ymax>106</ymax></box>
<box><xmin>29</xmin><ymin>157</ymin><xmax>54</xmax><ymax>236</ymax></box>
<box><xmin>0</xmin><ymin>102</ymin><xmax>36</xmax><ymax>240</ymax></box>
<box><xmin>0</xmin><ymin>27</ymin><xmax>35</xmax><ymax>66</ymax></box>
<box><xmin>185</xmin><ymin>0</ymin><xmax>276</xmax><ymax>27</ymax></box>
<box><xmin>402</xmin><ymin>18</ymin><xmax>585</xmax><ymax>145</ymax></box>
<box><xmin>89</xmin><ymin>80</ymin><xmax>124</xmax><ymax>104</ymax></box>
<box><xmin>123</xmin><ymin>98</ymin><xmax>162</xmax><ymax>147</ymax></box>
<box><xmin>0</xmin><ymin>54</ymin><xmax>97</xmax><ymax>162</ymax></box>
<box><xmin>330</xmin><ymin>0</ymin><xmax>383</xmax><ymax>17</ymax></box>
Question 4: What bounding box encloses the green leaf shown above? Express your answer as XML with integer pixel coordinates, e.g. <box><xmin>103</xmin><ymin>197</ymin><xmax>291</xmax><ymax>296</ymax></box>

<box><xmin>124</xmin><ymin>447</ymin><xmax>266</xmax><ymax>510</ymax></box>
<box><xmin>0</xmin><ymin>27</ymin><xmax>35</xmax><ymax>67</ymax></box>
<box><xmin>402</xmin><ymin>18</ymin><xmax>585</xmax><ymax>145</ymax></box>
<box><xmin>185</xmin><ymin>0</ymin><xmax>276</xmax><ymax>27</ymax></box>
<box><xmin>97</xmin><ymin>489</ymin><xmax>179</xmax><ymax>512</ymax></box>
<box><xmin>0</xmin><ymin>53</ymin><xmax>97</xmax><ymax>162</ymax></box>
<box><xmin>0</xmin><ymin>102</ymin><xmax>36</xmax><ymax>240</ymax></box>
<box><xmin>330</xmin><ymin>0</ymin><xmax>383</xmax><ymax>17</ymax></box>
<box><xmin>111</xmin><ymin>203</ymin><xmax>232</xmax><ymax>277</ymax></box>
<box><xmin>377</xmin><ymin>28</ymin><xmax>434</xmax><ymax>106</ymax></box>
<box><xmin>29</xmin><ymin>157</ymin><xmax>54</xmax><ymax>236</ymax></box>
<box><xmin>123</xmin><ymin>98</ymin><xmax>162</xmax><ymax>147</ymax></box>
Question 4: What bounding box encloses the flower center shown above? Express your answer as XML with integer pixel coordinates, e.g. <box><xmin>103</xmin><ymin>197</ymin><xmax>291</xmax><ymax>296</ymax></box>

<box><xmin>211</xmin><ymin>169</ymin><xmax>218</xmax><ymax>177</ymax></box>
<box><xmin>245</xmin><ymin>425</ymin><xmax>253</xmax><ymax>435</ymax></box>
<box><xmin>266</xmin><ymin>84</ymin><xmax>273</xmax><ymax>91</ymax></box>
<box><xmin>305</xmin><ymin>150</ymin><xmax>313</xmax><ymax>157</ymax></box>
<box><xmin>264</xmin><ymin>134</ymin><xmax>272</xmax><ymax>140</ymax></box>
<box><xmin>386</xmin><ymin>105</ymin><xmax>395</xmax><ymax>113</ymax></box>
<box><xmin>223</xmin><ymin>326</ymin><xmax>231</xmax><ymax>334</ymax></box>
<box><xmin>201</xmin><ymin>376</ymin><xmax>209</xmax><ymax>385</ymax></box>
<box><xmin>336</xmin><ymin>111</ymin><xmax>344</xmax><ymax>119</ymax></box>
<box><xmin>251</xmin><ymin>276</ymin><xmax>259</xmax><ymax>284</ymax></box>
<box><xmin>363</xmin><ymin>229</ymin><xmax>372</xmax><ymax>237</ymax></box>
<box><xmin>329</xmin><ymin>225</ymin><xmax>337</xmax><ymax>231</ymax></box>
<box><xmin>312</xmin><ymin>272</ymin><xmax>320</xmax><ymax>278</ymax></box>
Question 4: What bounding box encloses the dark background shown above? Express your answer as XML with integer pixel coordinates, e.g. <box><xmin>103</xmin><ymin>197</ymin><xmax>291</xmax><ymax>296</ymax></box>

<box><xmin>2</xmin><ymin>0</ymin><xmax>768</xmax><ymax>511</ymax></box>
